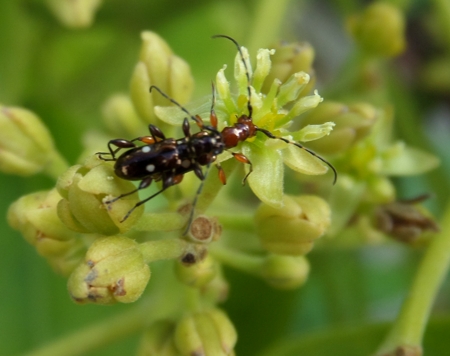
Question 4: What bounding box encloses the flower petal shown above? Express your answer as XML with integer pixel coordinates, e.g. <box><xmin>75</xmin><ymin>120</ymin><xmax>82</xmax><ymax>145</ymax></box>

<box><xmin>282</xmin><ymin>144</ymin><xmax>328</xmax><ymax>175</ymax></box>
<box><xmin>380</xmin><ymin>144</ymin><xmax>440</xmax><ymax>176</ymax></box>
<box><xmin>242</xmin><ymin>143</ymin><xmax>284</xmax><ymax>208</ymax></box>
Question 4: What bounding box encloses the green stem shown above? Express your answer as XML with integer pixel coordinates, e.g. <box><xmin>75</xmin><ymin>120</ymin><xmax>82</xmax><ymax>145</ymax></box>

<box><xmin>210</xmin><ymin>245</ymin><xmax>263</xmax><ymax>275</ymax></box>
<box><xmin>219</xmin><ymin>213</ymin><xmax>254</xmax><ymax>232</ymax></box>
<box><xmin>246</xmin><ymin>0</ymin><xmax>294</xmax><ymax>54</ymax></box>
<box><xmin>25</xmin><ymin>298</ymin><xmax>160</xmax><ymax>356</ymax></box>
<box><xmin>374</xmin><ymin>201</ymin><xmax>450</xmax><ymax>355</ymax></box>
<box><xmin>139</xmin><ymin>238</ymin><xmax>188</xmax><ymax>263</ymax></box>
<box><xmin>134</xmin><ymin>212</ymin><xmax>187</xmax><ymax>232</ymax></box>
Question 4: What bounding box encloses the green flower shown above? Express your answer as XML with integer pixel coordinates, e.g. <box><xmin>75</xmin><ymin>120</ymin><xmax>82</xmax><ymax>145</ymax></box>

<box><xmin>327</xmin><ymin>110</ymin><xmax>440</xmax><ymax>238</ymax></box>
<box><xmin>156</xmin><ymin>41</ymin><xmax>335</xmax><ymax>208</ymax></box>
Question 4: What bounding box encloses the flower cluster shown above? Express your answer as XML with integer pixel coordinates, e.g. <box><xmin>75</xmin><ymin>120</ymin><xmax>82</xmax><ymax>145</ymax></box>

<box><xmin>2</xmin><ymin>25</ymin><xmax>441</xmax><ymax>356</ymax></box>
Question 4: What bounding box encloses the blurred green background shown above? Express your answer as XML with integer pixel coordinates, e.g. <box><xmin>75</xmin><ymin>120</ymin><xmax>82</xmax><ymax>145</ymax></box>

<box><xmin>1</xmin><ymin>0</ymin><xmax>450</xmax><ymax>355</ymax></box>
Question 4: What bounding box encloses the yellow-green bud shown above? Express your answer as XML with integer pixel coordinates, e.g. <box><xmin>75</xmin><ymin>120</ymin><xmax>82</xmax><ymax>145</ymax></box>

<box><xmin>46</xmin><ymin>0</ymin><xmax>102</xmax><ymax>28</ymax></box>
<box><xmin>200</xmin><ymin>271</ymin><xmax>229</xmax><ymax>304</ymax></box>
<box><xmin>137</xmin><ymin>321</ymin><xmax>178</xmax><ymax>356</ymax></box>
<box><xmin>259</xmin><ymin>255</ymin><xmax>310</xmax><ymax>290</ymax></box>
<box><xmin>130</xmin><ymin>31</ymin><xmax>194</xmax><ymax>123</ymax></box>
<box><xmin>347</xmin><ymin>2</ymin><xmax>406</xmax><ymax>57</ymax></box>
<box><xmin>174</xmin><ymin>309</ymin><xmax>237</xmax><ymax>356</ymax></box>
<box><xmin>102</xmin><ymin>94</ymin><xmax>145</xmax><ymax>138</ymax></box>
<box><xmin>175</xmin><ymin>254</ymin><xmax>218</xmax><ymax>288</ymax></box>
<box><xmin>255</xmin><ymin>195</ymin><xmax>331</xmax><ymax>255</ymax></box>
<box><xmin>57</xmin><ymin>156</ymin><xmax>143</xmax><ymax>235</ymax></box>
<box><xmin>0</xmin><ymin>105</ymin><xmax>65</xmax><ymax>177</ymax></box>
<box><xmin>366</xmin><ymin>176</ymin><xmax>396</xmax><ymax>204</ymax></box>
<box><xmin>262</xmin><ymin>41</ymin><xmax>315</xmax><ymax>95</ymax></box>
<box><xmin>67</xmin><ymin>236</ymin><xmax>150</xmax><ymax>304</ymax></box>
<box><xmin>301</xmin><ymin>101</ymin><xmax>378</xmax><ymax>155</ymax></box>
<box><xmin>8</xmin><ymin>189</ymin><xmax>86</xmax><ymax>276</ymax></box>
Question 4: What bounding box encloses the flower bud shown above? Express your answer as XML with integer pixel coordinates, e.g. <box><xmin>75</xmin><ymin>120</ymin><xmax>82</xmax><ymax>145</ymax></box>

<box><xmin>262</xmin><ymin>41</ymin><xmax>315</xmax><ymax>95</ymax></box>
<box><xmin>301</xmin><ymin>101</ymin><xmax>378</xmax><ymax>155</ymax></box>
<box><xmin>174</xmin><ymin>309</ymin><xmax>237</xmax><ymax>356</ymax></box>
<box><xmin>130</xmin><ymin>31</ymin><xmax>194</xmax><ymax>123</ymax></box>
<box><xmin>201</xmin><ymin>271</ymin><xmax>229</xmax><ymax>304</ymax></box>
<box><xmin>259</xmin><ymin>255</ymin><xmax>310</xmax><ymax>289</ymax></box>
<box><xmin>175</xmin><ymin>254</ymin><xmax>218</xmax><ymax>288</ymax></box>
<box><xmin>375</xmin><ymin>196</ymin><xmax>439</xmax><ymax>245</ymax></box>
<box><xmin>0</xmin><ymin>105</ymin><xmax>66</xmax><ymax>177</ymax></box>
<box><xmin>101</xmin><ymin>94</ymin><xmax>145</xmax><ymax>138</ymax></box>
<box><xmin>137</xmin><ymin>321</ymin><xmax>178</xmax><ymax>356</ymax></box>
<box><xmin>255</xmin><ymin>195</ymin><xmax>331</xmax><ymax>255</ymax></box>
<box><xmin>347</xmin><ymin>2</ymin><xmax>406</xmax><ymax>57</ymax></box>
<box><xmin>57</xmin><ymin>156</ymin><xmax>144</xmax><ymax>235</ymax></box>
<box><xmin>8</xmin><ymin>188</ymin><xmax>86</xmax><ymax>276</ymax></box>
<box><xmin>67</xmin><ymin>236</ymin><xmax>150</xmax><ymax>304</ymax></box>
<box><xmin>46</xmin><ymin>0</ymin><xmax>102</xmax><ymax>28</ymax></box>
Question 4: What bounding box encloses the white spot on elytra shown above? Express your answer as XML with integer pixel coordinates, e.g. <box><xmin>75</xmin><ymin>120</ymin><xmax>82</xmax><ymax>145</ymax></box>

<box><xmin>146</xmin><ymin>164</ymin><xmax>155</xmax><ymax>172</ymax></box>
<box><xmin>142</xmin><ymin>146</ymin><xmax>151</xmax><ymax>153</ymax></box>
<box><xmin>182</xmin><ymin>160</ymin><xmax>190</xmax><ymax>168</ymax></box>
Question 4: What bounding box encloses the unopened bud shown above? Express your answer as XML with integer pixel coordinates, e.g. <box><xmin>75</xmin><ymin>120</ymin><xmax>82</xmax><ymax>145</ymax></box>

<box><xmin>46</xmin><ymin>0</ymin><xmax>102</xmax><ymax>28</ymax></box>
<box><xmin>130</xmin><ymin>31</ymin><xmax>194</xmax><ymax>123</ymax></box>
<box><xmin>347</xmin><ymin>2</ymin><xmax>406</xmax><ymax>57</ymax></box>
<box><xmin>260</xmin><ymin>255</ymin><xmax>310</xmax><ymax>289</ymax></box>
<box><xmin>8</xmin><ymin>188</ymin><xmax>86</xmax><ymax>276</ymax></box>
<box><xmin>102</xmin><ymin>94</ymin><xmax>145</xmax><ymax>138</ymax></box>
<box><xmin>175</xmin><ymin>254</ymin><xmax>218</xmax><ymax>288</ymax></box>
<box><xmin>174</xmin><ymin>309</ymin><xmax>237</xmax><ymax>356</ymax></box>
<box><xmin>255</xmin><ymin>195</ymin><xmax>331</xmax><ymax>255</ymax></box>
<box><xmin>0</xmin><ymin>105</ymin><xmax>66</xmax><ymax>177</ymax></box>
<box><xmin>137</xmin><ymin>321</ymin><xmax>178</xmax><ymax>356</ymax></box>
<box><xmin>68</xmin><ymin>236</ymin><xmax>150</xmax><ymax>304</ymax></box>
<box><xmin>57</xmin><ymin>157</ymin><xmax>143</xmax><ymax>235</ymax></box>
<box><xmin>262</xmin><ymin>41</ymin><xmax>315</xmax><ymax>95</ymax></box>
<box><xmin>301</xmin><ymin>101</ymin><xmax>378</xmax><ymax>155</ymax></box>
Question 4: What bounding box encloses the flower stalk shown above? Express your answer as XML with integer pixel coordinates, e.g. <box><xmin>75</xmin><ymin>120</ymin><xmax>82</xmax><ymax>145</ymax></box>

<box><xmin>375</xmin><ymin>201</ymin><xmax>450</xmax><ymax>356</ymax></box>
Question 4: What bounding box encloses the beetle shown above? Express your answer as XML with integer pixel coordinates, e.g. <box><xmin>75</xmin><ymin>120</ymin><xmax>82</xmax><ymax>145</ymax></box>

<box><xmin>98</xmin><ymin>35</ymin><xmax>337</xmax><ymax>225</ymax></box>
<box><xmin>97</xmin><ymin>91</ymin><xmax>225</xmax><ymax>222</ymax></box>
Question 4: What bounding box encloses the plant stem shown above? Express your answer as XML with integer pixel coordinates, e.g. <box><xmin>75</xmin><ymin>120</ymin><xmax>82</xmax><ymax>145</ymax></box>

<box><xmin>374</xmin><ymin>201</ymin><xmax>450</xmax><ymax>355</ymax></box>
<box><xmin>210</xmin><ymin>245</ymin><xmax>263</xmax><ymax>275</ymax></box>
<box><xmin>219</xmin><ymin>213</ymin><xmax>254</xmax><ymax>232</ymax></box>
<box><xmin>139</xmin><ymin>238</ymin><xmax>188</xmax><ymax>263</ymax></box>
<box><xmin>25</xmin><ymin>299</ymin><xmax>158</xmax><ymax>356</ymax></box>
